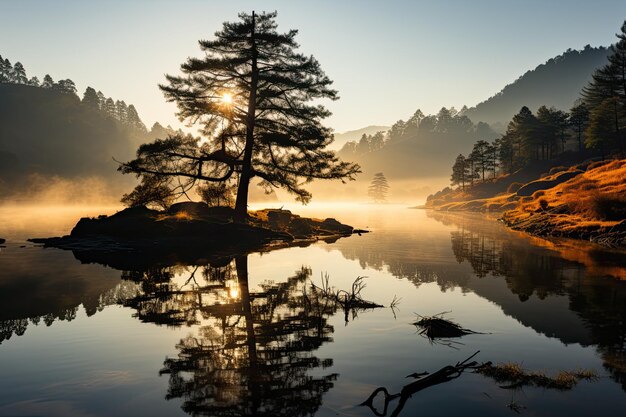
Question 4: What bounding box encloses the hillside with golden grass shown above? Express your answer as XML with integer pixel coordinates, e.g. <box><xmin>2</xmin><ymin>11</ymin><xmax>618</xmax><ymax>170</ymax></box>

<box><xmin>423</xmin><ymin>159</ymin><xmax>626</xmax><ymax>247</ymax></box>
<box><xmin>503</xmin><ymin>159</ymin><xmax>625</xmax><ymax>246</ymax></box>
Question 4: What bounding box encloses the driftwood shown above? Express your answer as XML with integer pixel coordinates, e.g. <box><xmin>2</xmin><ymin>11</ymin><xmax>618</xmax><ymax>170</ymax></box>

<box><xmin>361</xmin><ymin>351</ymin><xmax>481</xmax><ymax>417</ymax></box>
<box><xmin>361</xmin><ymin>352</ymin><xmax>599</xmax><ymax>417</ymax></box>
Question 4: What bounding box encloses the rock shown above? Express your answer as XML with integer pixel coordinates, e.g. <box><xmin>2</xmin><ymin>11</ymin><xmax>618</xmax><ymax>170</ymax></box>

<box><xmin>288</xmin><ymin>217</ymin><xmax>315</xmax><ymax>238</ymax></box>
<box><xmin>321</xmin><ymin>218</ymin><xmax>353</xmax><ymax>234</ymax></box>
<box><xmin>516</xmin><ymin>170</ymin><xmax>582</xmax><ymax>197</ymax></box>
<box><xmin>0</xmin><ymin>238</ymin><xmax>5</xmax><ymax>245</ymax></box>
<box><xmin>71</xmin><ymin>206</ymin><xmax>160</xmax><ymax>238</ymax></box>
<box><xmin>267</xmin><ymin>210</ymin><xmax>293</xmax><ymax>228</ymax></box>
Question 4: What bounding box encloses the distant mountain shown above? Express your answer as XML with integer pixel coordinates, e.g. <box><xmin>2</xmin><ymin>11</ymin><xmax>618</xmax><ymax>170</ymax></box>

<box><xmin>334</xmin><ymin>45</ymin><xmax>611</xmax><ymax>197</ymax></box>
<box><xmin>464</xmin><ymin>45</ymin><xmax>610</xmax><ymax>128</ymax></box>
<box><xmin>330</xmin><ymin>125</ymin><xmax>389</xmax><ymax>150</ymax></box>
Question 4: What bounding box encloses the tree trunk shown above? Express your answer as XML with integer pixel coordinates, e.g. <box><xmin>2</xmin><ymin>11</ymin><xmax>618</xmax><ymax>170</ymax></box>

<box><xmin>578</xmin><ymin>125</ymin><xmax>583</xmax><ymax>152</ymax></box>
<box><xmin>613</xmin><ymin>100</ymin><xmax>624</xmax><ymax>158</ymax></box>
<box><xmin>235</xmin><ymin>255</ymin><xmax>257</xmax><ymax>365</ymax></box>
<box><xmin>235</xmin><ymin>254</ymin><xmax>261</xmax><ymax>412</ymax></box>
<box><xmin>234</xmin><ymin>11</ymin><xmax>259</xmax><ymax>221</ymax></box>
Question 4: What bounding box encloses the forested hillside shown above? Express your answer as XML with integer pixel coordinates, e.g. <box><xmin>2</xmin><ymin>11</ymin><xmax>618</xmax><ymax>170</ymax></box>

<box><xmin>331</xmin><ymin>125</ymin><xmax>389</xmax><ymax>150</ymax></box>
<box><xmin>0</xmin><ymin>55</ymin><xmax>178</xmax><ymax>202</ymax></box>
<box><xmin>338</xmin><ymin>107</ymin><xmax>498</xmax><ymax>180</ymax></box>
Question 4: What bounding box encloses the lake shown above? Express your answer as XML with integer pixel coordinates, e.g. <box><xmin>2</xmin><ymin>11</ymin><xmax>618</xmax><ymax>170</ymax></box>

<box><xmin>1</xmin><ymin>204</ymin><xmax>625</xmax><ymax>417</ymax></box>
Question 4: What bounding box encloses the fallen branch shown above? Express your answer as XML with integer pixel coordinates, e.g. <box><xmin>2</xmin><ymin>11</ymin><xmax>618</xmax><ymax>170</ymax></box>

<box><xmin>361</xmin><ymin>352</ymin><xmax>599</xmax><ymax>417</ymax></box>
<box><xmin>361</xmin><ymin>351</ymin><xmax>481</xmax><ymax>417</ymax></box>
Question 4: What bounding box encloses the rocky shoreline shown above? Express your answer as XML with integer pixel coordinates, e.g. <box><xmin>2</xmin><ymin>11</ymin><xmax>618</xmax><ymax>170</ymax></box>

<box><xmin>502</xmin><ymin>210</ymin><xmax>626</xmax><ymax>248</ymax></box>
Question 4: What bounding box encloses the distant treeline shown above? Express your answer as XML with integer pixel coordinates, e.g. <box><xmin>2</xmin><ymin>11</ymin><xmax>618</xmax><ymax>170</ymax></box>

<box><xmin>0</xmin><ymin>53</ymin><xmax>183</xmax><ymax>201</ymax></box>
<box><xmin>0</xmin><ymin>54</ymin><xmax>146</xmax><ymax>132</ymax></box>
<box><xmin>450</xmin><ymin>21</ymin><xmax>626</xmax><ymax>190</ymax></box>
<box><xmin>340</xmin><ymin>106</ymin><xmax>497</xmax><ymax>156</ymax></box>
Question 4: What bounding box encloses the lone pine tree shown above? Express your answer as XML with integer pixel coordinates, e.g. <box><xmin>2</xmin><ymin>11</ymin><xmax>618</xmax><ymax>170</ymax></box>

<box><xmin>119</xmin><ymin>11</ymin><xmax>360</xmax><ymax>220</ymax></box>
<box><xmin>368</xmin><ymin>172</ymin><xmax>390</xmax><ymax>203</ymax></box>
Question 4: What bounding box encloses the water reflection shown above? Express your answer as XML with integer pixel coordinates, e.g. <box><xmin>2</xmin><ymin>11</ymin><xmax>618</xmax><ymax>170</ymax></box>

<box><xmin>333</xmin><ymin>210</ymin><xmax>626</xmax><ymax>391</ymax></box>
<box><xmin>430</xmin><ymin>212</ymin><xmax>626</xmax><ymax>389</ymax></box>
<box><xmin>0</xmin><ymin>282</ymin><xmax>137</xmax><ymax>344</ymax></box>
<box><xmin>121</xmin><ymin>255</ymin><xmax>339</xmax><ymax>416</ymax></box>
<box><xmin>0</xmin><ymin>245</ymin><xmax>140</xmax><ymax>344</ymax></box>
<box><xmin>2</xmin><ymin>206</ymin><xmax>626</xmax><ymax>415</ymax></box>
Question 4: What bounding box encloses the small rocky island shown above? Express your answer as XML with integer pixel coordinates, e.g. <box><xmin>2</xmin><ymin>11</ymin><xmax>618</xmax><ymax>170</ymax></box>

<box><xmin>30</xmin><ymin>202</ymin><xmax>363</xmax><ymax>256</ymax></box>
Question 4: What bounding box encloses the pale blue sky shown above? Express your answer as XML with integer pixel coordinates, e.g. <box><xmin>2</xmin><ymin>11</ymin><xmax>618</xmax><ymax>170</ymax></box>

<box><xmin>2</xmin><ymin>0</ymin><xmax>626</xmax><ymax>132</ymax></box>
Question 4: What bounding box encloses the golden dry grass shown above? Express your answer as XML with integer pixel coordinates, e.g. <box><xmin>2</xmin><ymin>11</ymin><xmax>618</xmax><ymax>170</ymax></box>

<box><xmin>249</xmin><ymin>210</ymin><xmax>269</xmax><ymax>222</ymax></box>
<box><xmin>505</xmin><ymin>159</ymin><xmax>626</xmax><ymax>227</ymax></box>
<box><xmin>427</xmin><ymin>159</ymin><xmax>625</xmax><ymax>247</ymax></box>
<box><xmin>476</xmin><ymin>362</ymin><xmax>598</xmax><ymax>390</ymax></box>
<box><xmin>155</xmin><ymin>211</ymin><xmax>196</xmax><ymax>221</ymax></box>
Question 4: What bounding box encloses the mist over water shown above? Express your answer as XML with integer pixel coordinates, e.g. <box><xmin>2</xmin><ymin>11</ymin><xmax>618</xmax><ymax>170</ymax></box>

<box><xmin>0</xmin><ymin>205</ymin><xmax>121</xmax><ymax>241</ymax></box>
<box><xmin>0</xmin><ymin>175</ymin><xmax>125</xmax><ymax>206</ymax></box>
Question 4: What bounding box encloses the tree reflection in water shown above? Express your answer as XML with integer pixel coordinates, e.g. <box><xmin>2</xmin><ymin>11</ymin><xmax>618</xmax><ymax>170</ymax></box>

<box><xmin>121</xmin><ymin>255</ymin><xmax>339</xmax><ymax>416</ymax></box>
<box><xmin>438</xmin><ymin>212</ymin><xmax>626</xmax><ymax>390</ymax></box>
<box><xmin>0</xmin><ymin>281</ymin><xmax>140</xmax><ymax>344</ymax></box>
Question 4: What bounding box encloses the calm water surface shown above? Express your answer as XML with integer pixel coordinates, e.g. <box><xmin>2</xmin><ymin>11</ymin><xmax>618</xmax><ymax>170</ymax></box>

<box><xmin>1</xmin><ymin>204</ymin><xmax>625</xmax><ymax>417</ymax></box>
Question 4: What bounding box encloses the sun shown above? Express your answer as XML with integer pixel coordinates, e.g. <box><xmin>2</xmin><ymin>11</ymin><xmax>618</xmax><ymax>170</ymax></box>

<box><xmin>229</xmin><ymin>286</ymin><xmax>239</xmax><ymax>299</ymax></box>
<box><xmin>221</xmin><ymin>92</ymin><xmax>233</xmax><ymax>104</ymax></box>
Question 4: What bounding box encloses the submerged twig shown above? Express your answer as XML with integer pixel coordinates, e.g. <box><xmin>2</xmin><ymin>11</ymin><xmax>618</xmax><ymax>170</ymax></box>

<box><xmin>390</xmin><ymin>295</ymin><xmax>401</xmax><ymax>319</ymax></box>
<box><xmin>507</xmin><ymin>399</ymin><xmax>526</xmax><ymax>414</ymax></box>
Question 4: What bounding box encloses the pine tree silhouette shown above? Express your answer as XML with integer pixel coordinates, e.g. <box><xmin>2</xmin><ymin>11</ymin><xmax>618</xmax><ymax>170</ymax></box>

<box><xmin>368</xmin><ymin>172</ymin><xmax>390</xmax><ymax>203</ymax></box>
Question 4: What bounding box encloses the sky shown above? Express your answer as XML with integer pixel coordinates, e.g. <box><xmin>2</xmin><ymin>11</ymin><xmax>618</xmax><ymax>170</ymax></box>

<box><xmin>2</xmin><ymin>0</ymin><xmax>626</xmax><ymax>133</ymax></box>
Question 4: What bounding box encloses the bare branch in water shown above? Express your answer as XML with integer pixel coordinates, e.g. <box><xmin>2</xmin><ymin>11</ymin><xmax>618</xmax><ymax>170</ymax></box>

<box><xmin>311</xmin><ymin>274</ymin><xmax>384</xmax><ymax>324</ymax></box>
<box><xmin>361</xmin><ymin>350</ymin><xmax>598</xmax><ymax>417</ymax></box>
